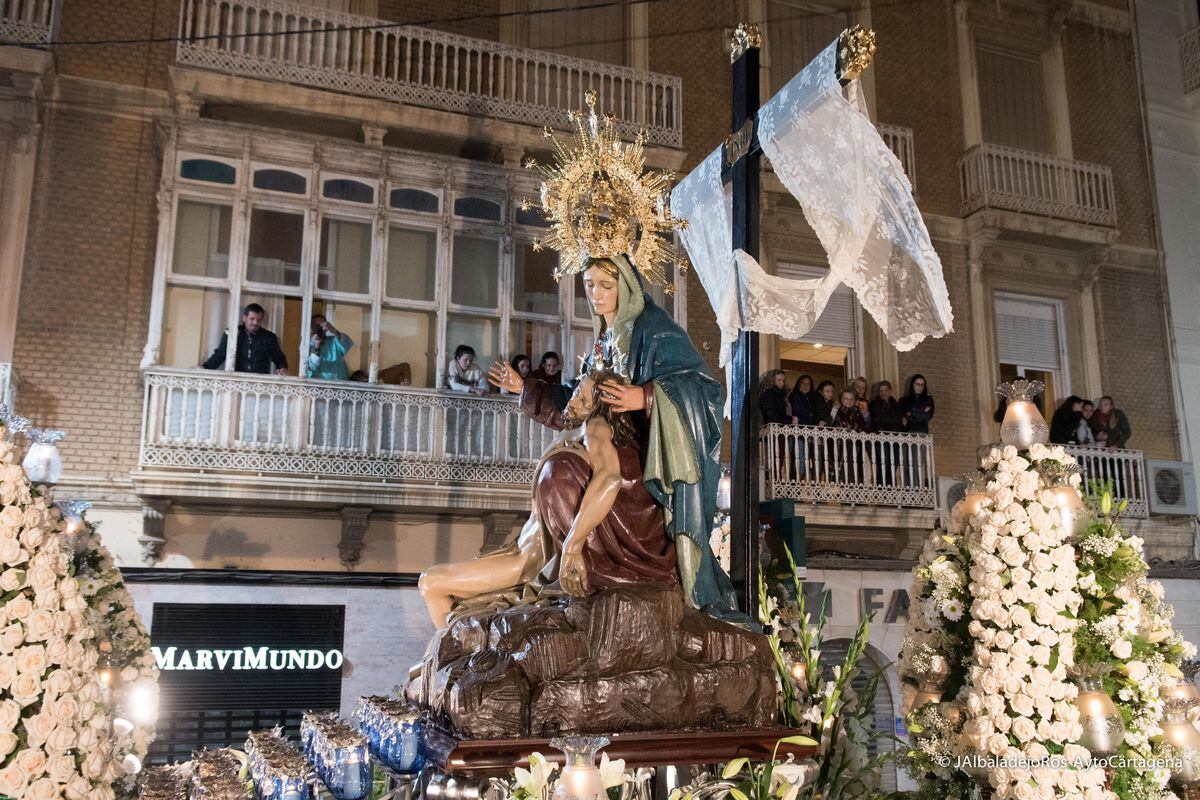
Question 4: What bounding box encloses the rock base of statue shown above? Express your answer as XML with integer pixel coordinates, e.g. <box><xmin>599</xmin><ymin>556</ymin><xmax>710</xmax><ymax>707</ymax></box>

<box><xmin>405</xmin><ymin>583</ymin><xmax>778</xmax><ymax>739</ymax></box>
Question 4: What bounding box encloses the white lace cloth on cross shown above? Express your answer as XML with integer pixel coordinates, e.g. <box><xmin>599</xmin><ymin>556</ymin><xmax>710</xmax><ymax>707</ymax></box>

<box><xmin>671</xmin><ymin>40</ymin><xmax>953</xmax><ymax>413</ymax></box>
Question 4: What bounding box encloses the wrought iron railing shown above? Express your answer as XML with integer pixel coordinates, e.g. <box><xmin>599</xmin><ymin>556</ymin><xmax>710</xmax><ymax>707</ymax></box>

<box><xmin>1064</xmin><ymin>444</ymin><xmax>1149</xmax><ymax>518</ymax></box>
<box><xmin>878</xmin><ymin>123</ymin><xmax>916</xmax><ymax>189</ymax></box>
<box><xmin>175</xmin><ymin>0</ymin><xmax>684</xmax><ymax>147</ymax></box>
<box><xmin>139</xmin><ymin>368</ymin><xmax>558</xmax><ymax>486</ymax></box>
<box><xmin>0</xmin><ymin>0</ymin><xmax>55</xmax><ymax>45</ymax></box>
<box><xmin>759</xmin><ymin>423</ymin><xmax>937</xmax><ymax>509</ymax></box>
<box><xmin>1182</xmin><ymin>26</ymin><xmax>1200</xmax><ymax>95</ymax></box>
<box><xmin>959</xmin><ymin>143</ymin><xmax>1117</xmax><ymax>227</ymax></box>
<box><xmin>0</xmin><ymin>364</ymin><xmax>15</xmax><ymax>412</ymax></box>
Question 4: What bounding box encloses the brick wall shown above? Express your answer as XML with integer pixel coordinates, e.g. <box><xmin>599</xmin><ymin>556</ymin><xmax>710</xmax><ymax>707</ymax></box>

<box><xmin>873</xmin><ymin>0</ymin><xmax>964</xmax><ymax>218</ymax></box>
<box><xmin>896</xmin><ymin>240</ymin><xmax>981</xmax><ymax>477</ymax></box>
<box><xmin>376</xmin><ymin>0</ymin><xmax>501</xmax><ymax>41</ymax></box>
<box><xmin>1063</xmin><ymin>21</ymin><xmax>1158</xmax><ymax>248</ymax></box>
<box><xmin>13</xmin><ymin>107</ymin><xmax>159</xmax><ymax>478</ymax></box>
<box><xmin>1093</xmin><ymin>267</ymin><xmax>1180</xmax><ymax>460</ymax></box>
<box><xmin>54</xmin><ymin>0</ymin><xmax>179</xmax><ymax>91</ymax></box>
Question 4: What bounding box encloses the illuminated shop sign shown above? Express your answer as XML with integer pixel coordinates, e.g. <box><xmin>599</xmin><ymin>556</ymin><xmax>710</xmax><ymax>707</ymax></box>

<box><xmin>153</xmin><ymin>646</ymin><xmax>345</xmax><ymax>671</ymax></box>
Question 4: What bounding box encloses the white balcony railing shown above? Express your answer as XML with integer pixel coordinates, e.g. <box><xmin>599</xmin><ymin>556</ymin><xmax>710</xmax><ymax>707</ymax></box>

<box><xmin>0</xmin><ymin>0</ymin><xmax>55</xmax><ymax>45</ymax></box>
<box><xmin>138</xmin><ymin>368</ymin><xmax>558</xmax><ymax>487</ymax></box>
<box><xmin>760</xmin><ymin>424</ymin><xmax>937</xmax><ymax>509</ymax></box>
<box><xmin>1064</xmin><ymin>444</ymin><xmax>1149</xmax><ymax>519</ymax></box>
<box><xmin>176</xmin><ymin>0</ymin><xmax>684</xmax><ymax>147</ymax></box>
<box><xmin>1182</xmin><ymin>26</ymin><xmax>1200</xmax><ymax>96</ymax></box>
<box><xmin>959</xmin><ymin>143</ymin><xmax>1117</xmax><ymax>227</ymax></box>
<box><xmin>0</xmin><ymin>364</ymin><xmax>15</xmax><ymax>412</ymax></box>
<box><xmin>878</xmin><ymin>123</ymin><xmax>916</xmax><ymax>190</ymax></box>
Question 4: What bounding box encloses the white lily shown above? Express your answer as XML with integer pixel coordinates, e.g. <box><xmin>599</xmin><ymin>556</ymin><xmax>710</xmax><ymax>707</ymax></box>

<box><xmin>598</xmin><ymin>752</ymin><xmax>626</xmax><ymax>790</ymax></box>
<box><xmin>515</xmin><ymin>752</ymin><xmax>559</xmax><ymax>797</ymax></box>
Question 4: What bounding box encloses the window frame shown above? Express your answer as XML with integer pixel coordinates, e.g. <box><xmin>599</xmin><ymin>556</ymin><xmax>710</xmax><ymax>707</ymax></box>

<box><xmin>148</xmin><ymin>129</ymin><xmax>687</xmax><ymax>389</ymax></box>
<box><xmin>993</xmin><ymin>290</ymin><xmax>1071</xmax><ymax>398</ymax></box>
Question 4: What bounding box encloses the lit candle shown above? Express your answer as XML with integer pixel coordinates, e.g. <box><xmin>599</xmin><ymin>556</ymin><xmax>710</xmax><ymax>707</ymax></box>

<box><xmin>341</xmin><ymin>751</ymin><xmax>368</xmax><ymax>800</ymax></box>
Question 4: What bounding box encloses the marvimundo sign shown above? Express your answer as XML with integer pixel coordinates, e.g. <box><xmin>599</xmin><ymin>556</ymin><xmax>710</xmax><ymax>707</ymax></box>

<box><xmin>153</xmin><ymin>645</ymin><xmax>344</xmax><ymax>672</ymax></box>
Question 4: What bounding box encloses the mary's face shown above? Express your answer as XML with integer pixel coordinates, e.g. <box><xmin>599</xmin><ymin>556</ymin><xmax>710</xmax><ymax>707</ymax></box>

<box><xmin>583</xmin><ymin>264</ymin><xmax>619</xmax><ymax>317</ymax></box>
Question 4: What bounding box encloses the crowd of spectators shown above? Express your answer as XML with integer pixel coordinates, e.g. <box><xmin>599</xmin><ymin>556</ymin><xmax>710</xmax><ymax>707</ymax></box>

<box><xmin>201</xmin><ymin>303</ymin><xmax>564</xmax><ymax>396</ymax></box>
<box><xmin>759</xmin><ymin>371</ymin><xmax>936</xmax><ymax>435</ymax></box>
<box><xmin>1049</xmin><ymin>395</ymin><xmax>1132</xmax><ymax>449</ymax></box>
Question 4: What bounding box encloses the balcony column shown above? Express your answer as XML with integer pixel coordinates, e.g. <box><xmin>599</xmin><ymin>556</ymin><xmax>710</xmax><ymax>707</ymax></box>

<box><xmin>1078</xmin><ymin>247</ymin><xmax>1108</xmax><ymax>400</ymax></box>
<box><xmin>967</xmin><ymin>228</ymin><xmax>1000</xmax><ymax>444</ymax></box>
<box><xmin>0</xmin><ymin>74</ymin><xmax>42</xmax><ymax>364</ymax></box>
<box><xmin>955</xmin><ymin>0</ymin><xmax>983</xmax><ymax>149</ymax></box>
<box><xmin>338</xmin><ymin>506</ymin><xmax>373</xmax><ymax>570</ymax></box>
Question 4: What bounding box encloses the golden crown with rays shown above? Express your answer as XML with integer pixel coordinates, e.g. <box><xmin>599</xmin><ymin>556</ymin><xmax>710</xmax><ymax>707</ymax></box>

<box><xmin>522</xmin><ymin>91</ymin><xmax>687</xmax><ymax>294</ymax></box>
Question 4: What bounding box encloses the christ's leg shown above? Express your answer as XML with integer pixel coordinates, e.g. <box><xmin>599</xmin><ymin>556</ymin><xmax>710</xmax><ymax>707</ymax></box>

<box><xmin>418</xmin><ymin>550</ymin><xmax>534</xmax><ymax>627</ymax></box>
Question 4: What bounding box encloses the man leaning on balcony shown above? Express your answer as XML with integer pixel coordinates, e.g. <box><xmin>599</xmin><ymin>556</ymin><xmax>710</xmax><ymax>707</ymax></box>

<box><xmin>201</xmin><ymin>303</ymin><xmax>289</xmax><ymax>376</ymax></box>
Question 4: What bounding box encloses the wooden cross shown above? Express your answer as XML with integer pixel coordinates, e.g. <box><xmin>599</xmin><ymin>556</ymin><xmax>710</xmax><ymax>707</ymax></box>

<box><xmin>720</xmin><ymin>24</ymin><xmax>875</xmax><ymax>620</ymax></box>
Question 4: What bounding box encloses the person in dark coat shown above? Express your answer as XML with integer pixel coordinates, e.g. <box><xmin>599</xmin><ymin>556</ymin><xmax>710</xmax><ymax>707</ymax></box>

<box><xmin>899</xmin><ymin>374</ymin><xmax>935</xmax><ymax>434</ymax></box>
<box><xmin>1049</xmin><ymin>396</ymin><xmax>1085</xmax><ymax>444</ymax></box>
<box><xmin>869</xmin><ymin>380</ymin><xmax>902</xmax><ymax>486</ymax></box>
<box><xmin>813</xmin><ymin>380</ymin><xmax>836</xmax><ymax>427</ymax></box>
<box><xmin>530</xmin><ymin>351</ymin><xmax>563</xmax><ymax>384</ymax></box>
<box><xmin>1091</xmin><ymin>395</ymin><xmax>1133</xmax><ymax>449</ymax></box>
<box><xmin>760</xmin><ymin>370</ymin><xmax>795</xmax><ymax>479</ymax></box>
<box><xmin>202</xmin><ymin>303</ymin><xmax>289</xmax><ymax>375</ymax></box>
<box><xmin>759</xmin><ymin>370</ymin><xmax>792</xmax><ymax>425</ymax></box>
<box><xmin>898</xmin><ymin>374</ymin><xmax>934</xmax><ymax>488</ymax></box>
<box><xmin>869</xmin><ymin>380</ymin><xmax>902</xmax><ymax>433</ymax></box>
<box><xmin>788</xmin><ymin>374</ymin><xmax>816</xmax><ymax>426</ymax></box>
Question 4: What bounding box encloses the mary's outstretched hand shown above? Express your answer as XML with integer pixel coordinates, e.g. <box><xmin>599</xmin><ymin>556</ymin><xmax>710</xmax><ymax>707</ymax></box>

<box><xmin>487</xmin><ymin>361</ymin><xmax>524</xmax><ymax>394</ymax></box>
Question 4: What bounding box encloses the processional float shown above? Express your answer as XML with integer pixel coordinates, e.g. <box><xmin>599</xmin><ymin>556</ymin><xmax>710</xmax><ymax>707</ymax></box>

<box><xmin>157</xmin><ymin>24</ymin><xmax>951</xmax><ymax>800</ymax></box>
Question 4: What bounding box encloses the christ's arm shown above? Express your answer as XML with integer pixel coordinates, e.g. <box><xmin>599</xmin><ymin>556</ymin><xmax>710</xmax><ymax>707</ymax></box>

<box><xmin>558</xmin><ymin>417</ymin><xmax>622</xmax><ymax>597</ymax></box>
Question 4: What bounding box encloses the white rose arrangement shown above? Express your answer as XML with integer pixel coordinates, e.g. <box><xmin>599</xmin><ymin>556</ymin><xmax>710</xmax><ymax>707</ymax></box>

<box><xmin>0</xmin><ymin>425</ymin><xmax>127</xmax><ymax>799</ymax></box>
<box><xmin>897</xmin><ymin>438</ymin><xmax>1192</xmax><ymax>800</ymax></box>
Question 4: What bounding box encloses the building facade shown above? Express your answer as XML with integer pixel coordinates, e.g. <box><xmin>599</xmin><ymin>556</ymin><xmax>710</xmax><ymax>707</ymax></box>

<box><xmin>1</xmin><ymin>0</ymin><xmax>1196</xmax><ymax>770</ymax></box>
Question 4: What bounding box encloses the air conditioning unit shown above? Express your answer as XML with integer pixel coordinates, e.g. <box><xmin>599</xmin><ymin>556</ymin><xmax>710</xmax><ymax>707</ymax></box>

<box><xmin>937</xmin><ymin>475</ymin><xmax>968</xmax><ymax>527</ymax></box>
<box><xmin>1147</xmin><ymin>460</ymin><xmax>1198</xmax><ymax>516</ymax></box>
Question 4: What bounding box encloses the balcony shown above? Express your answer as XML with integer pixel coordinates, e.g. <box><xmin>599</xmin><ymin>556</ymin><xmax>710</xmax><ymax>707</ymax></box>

<box><xmin>1182</xmin><ymin>26</ymin><xmax>1200</xmax><ymax>96</ymax></box>
<box><xmin>758</xmin><ymin>426</ymin><xmax>1150</xmax><ymax>521</ymax></box>
<box><xmin>0</xmin><ymin>0</ymin><xmax>54</xmax><ymax>46</ymax></box>
<box><xmin>877</xmin><ymin>123</ymin><xmax>916</xmax><ymax>191</ymax></box>
<box><xmin>175</xmin><ymin>0</ymin><xmax>683</xmax><ymax>148</ymax></box>
<box><xmin>136</xmin><ymin>368</ymin><xmax>557</xmax><ymax>507</ymax></box>
<box><xmin>1064</xmin><ymin>444</ymin><xmax>1149</xmax><ymax>519</ymax></box>
<box><xmin>759</xmin><ymin>424</ymin><xmax>937</xmax><ymax>509</ymax></box>
<box><xmin>959</xmin><ymin>143</ymin><xmax>1117</xmax><ymax>228</ymax></box>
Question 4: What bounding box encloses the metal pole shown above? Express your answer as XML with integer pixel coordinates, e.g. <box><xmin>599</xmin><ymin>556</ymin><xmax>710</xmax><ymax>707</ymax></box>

<box><xmin>726</xmin><ymin>27</ymin><xmax>762</xmax><ymax>621</ymax></box>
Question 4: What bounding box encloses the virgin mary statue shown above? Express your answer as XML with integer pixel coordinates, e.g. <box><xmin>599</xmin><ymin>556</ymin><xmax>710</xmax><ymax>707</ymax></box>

<box><xmin>418</xmin><ymin>96</ymin><xmax>740</xmax><ymax>625</ymax></box>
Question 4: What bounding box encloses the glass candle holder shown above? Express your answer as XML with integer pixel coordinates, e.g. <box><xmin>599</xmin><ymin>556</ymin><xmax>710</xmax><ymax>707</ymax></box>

<box><xmin>909</xmin><ymin>677</ymin><xmax>943</xmax><ymax>714</ymax></box>
<box><xmin>997</xmin><ymin>380</ymin><xmax>1048</xmax><ymax>449</ymax></box>
<box><xmin>1074</xmin><ymin>675</ymin><xmax>1125</xmax><ymax>757</ymax></box>
<box><xmin>1048</xmin><ymin>484</ymin><xmax>1085</xmax><ymax>540</ymax></box>
<box><xmin>1164</xmin><ymin>699</ymin><xmax>1200</xmax><ymax>786</ymax></box>
<box><xmin>550</xmin><ymin>737</ymin><xmax>610</xmax><ymax>800</ymax></box>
